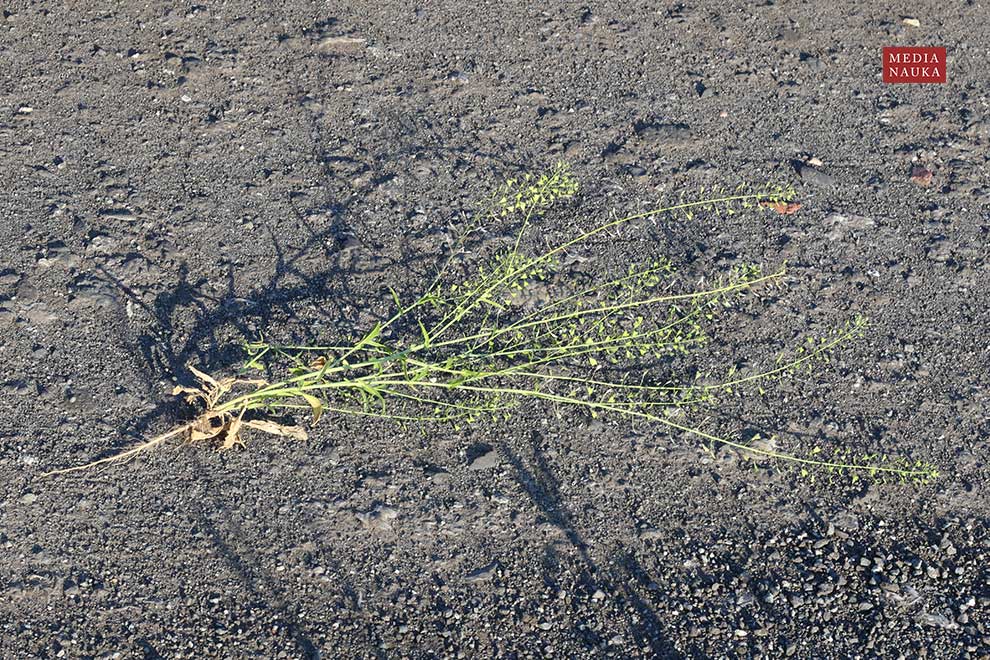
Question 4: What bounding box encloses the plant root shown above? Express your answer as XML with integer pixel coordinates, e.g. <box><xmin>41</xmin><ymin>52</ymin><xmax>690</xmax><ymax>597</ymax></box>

<box><xmin>42</xmin><ymin>368</ymin><xmax>307</xmax><ymax>477</ymax></box>
<box><xmin>41</xmin><ymin>422</ymin><xmax>196</xmax><ymax>477</ymax></box>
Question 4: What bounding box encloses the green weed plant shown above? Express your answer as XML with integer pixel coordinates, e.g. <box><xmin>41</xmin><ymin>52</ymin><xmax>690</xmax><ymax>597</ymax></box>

<box><xmin>46</xmin><ymin>164</ymin><xmax>938</xmax><ymax>483</ymax></box>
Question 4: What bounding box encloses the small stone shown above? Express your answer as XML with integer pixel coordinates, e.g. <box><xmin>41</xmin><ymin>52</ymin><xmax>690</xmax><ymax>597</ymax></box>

<box><xmin>591</xmin><ymin>589</ymin><xmax>607</xmax><ymax>601</ymax></box>
<box><xmin>831</xmin><ymin>512</ymin><xmax>859</xmax><ymax>533</ymax></box>
<box><xmin>468</xmin><ymin>449</ymin><xmax>498</xmax><ymax>471</ymax></box>
<box><xmin>3</xmin><ymin>380</ymin><xmax>31</xmax><ymax>395</ymax></box>
<box><xmin>20</xmin><ymin>493</ymin><xmax>38</xmax><ymax>504</ymax></box>
<box><xmin>902</xmin><ymin>17</ymin><xmax>921</xmax><ymax>27</ymax></box>
<box><xmin>824</xmin><ymin>213</ymin><xmax>875</xmax><ymax>234</ymax></box>
<box><xmin>919</xmin><ymin>612</ymin><xmax>955</xmax><ymax>629</ymax></box>
<box><xmin>317</xmin><ymin>35</ymin><xmax>367</xmax><ymax>54</ymax></box>
<box><xmin>491</xmin><ymin>491</ymin><xmax>511</xmax><ymax>504</ymax></box>
<box><xmin>465</xmin><ymin>562</ymin><xmax>498</xmax><ymax>583</ymax></box>
<box><xmin>799</xmin><ymin>165</ymin><xmax>836</xmax><ymax>187</ymax></box>
<box><xmin>633</xmin><ymin>121</ymin><xmax>692</xmax><ymax>145</ymax></box>
<box><xmin>638</xmin><ymin>528</ymin><xmax>664</xmax><ymax>541</ymax></box>
<box><xmin>800</xmin><ymin>53</ymin><xmax>823</xmax><ymax>70</ymax></box>
<box><xmin>355</xmin><ymin>505</ymin><xmax>399</xmax><ymax>531</ymax></box>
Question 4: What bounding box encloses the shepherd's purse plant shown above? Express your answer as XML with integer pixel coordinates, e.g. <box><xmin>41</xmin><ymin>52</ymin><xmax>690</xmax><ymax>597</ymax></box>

<box><xmin>45</xmin><ymin>163</ymin><xmax>939</xmax><ymax>483</ymax></box>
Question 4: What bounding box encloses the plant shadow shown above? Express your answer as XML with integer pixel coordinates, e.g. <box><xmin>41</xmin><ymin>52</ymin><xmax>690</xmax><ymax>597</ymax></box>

<box><xmin>501</xmin><ymin>429</ymin><xmax>681</xmax><ymax>658</ymax></box>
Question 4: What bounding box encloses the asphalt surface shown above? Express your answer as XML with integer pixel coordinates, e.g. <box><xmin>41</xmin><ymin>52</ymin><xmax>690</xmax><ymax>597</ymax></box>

<box><xmin>1</xmin><ymin>2</ymin><xmax>988</xmax><ymax>658</ymax></box>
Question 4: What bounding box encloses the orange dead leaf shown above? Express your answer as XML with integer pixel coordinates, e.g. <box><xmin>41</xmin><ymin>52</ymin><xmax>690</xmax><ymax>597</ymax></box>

<box><xmin>760</xmin><ymin>201</ymin><xmax>802</xmax><ymax>215</ymax></box>
<box><xmin>910</xmin><ymin>166</ymin><xmax>933</xmax><ymax>187</ymax></box>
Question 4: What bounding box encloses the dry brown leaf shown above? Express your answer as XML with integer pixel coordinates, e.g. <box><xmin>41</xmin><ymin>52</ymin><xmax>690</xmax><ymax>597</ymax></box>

<box><xmin>910</xmin><ymin>166</ymin><xmax>933</xmax><ymax>187</ymax></box>
<box><xmin>760</xmin><ymin>200</ymin><xmax>802</xmax><ymax>215</ymax></box>
<box><xmin>216</xmin><ymin>376</ymin><xmax>237</xmax><ymax>391</ymax></box>
<box><xmin>189</xmin><ymin>417</ymin><xmax>228</xmax><ymax>443</ymax></box>
<box><xmin>233</xmin><ymin>378</ymin><xmax>269</xmax><ymax>388</ymax></box>
<box><xmin>172</xmin><ymin>385</ymin><xmax>210</xmax><ymax>406</ymax></box>
<box><xmin>188</xmin><ymin>365</ymin><xmax>220</xmax><ymax>390</ymax></box>
<box><xmin>243</xmin><ymin>419</ymin><xmax>308</xmax><ymax>441</ymax></box>
<box><xmin>220</xmin><ymin>410</ymin><xmax>246</xmax><ymax>450</ymax></box>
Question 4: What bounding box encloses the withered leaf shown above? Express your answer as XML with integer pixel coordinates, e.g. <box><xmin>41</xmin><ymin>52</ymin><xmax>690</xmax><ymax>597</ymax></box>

<box><xmin>243</xmin><ymin>419</ymin><xmax>308</xmax><ymax>441</ymax></box>
<box><xmin>188</xmin><ymin>365</ymin><xmax>220</xmax><ymax>390</ymax></box>
<box><xmin>760</xmin><ymin>201</ymin><xmax>802</xmax><ymax>215</ymax></box>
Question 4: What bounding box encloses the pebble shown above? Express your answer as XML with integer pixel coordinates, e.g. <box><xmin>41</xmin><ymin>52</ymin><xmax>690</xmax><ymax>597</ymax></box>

<box><xmin>824</xmin><ymin>213</ymin><xmax>875</xmax><ymax>235</ymax></box>
<box><xmin>3</xmin><ymin>380</ymin><xmax>32</xmax><ymax>395</ymax></box>
<box><xmin>633</xmin><ymin>121</ymin><xmax>692</xmax><ymax>145</ymax></box>
<box><xmin>919</xmin><ymin>612</ymin><xmax>954</xmax><ymax>629</ymax></box>
<box><xmin>800</xmin><ymin>53</ymin><xmax>824</xmax><ymax>70</ymax></box>
<box><xmin>468</xmin><ymin>449</ymin><xmax>498</xmax><ymax>471</ymax></box>
<box><xmin>638</xmin><ymin>528</ymin><xmax>664</xmax><ymax>541</ymax></box>
<box><xmin>464</xmin><ymin>562</ymin><xmax>498</xmax><ymax>583</ymax></box>
<box><xmin>355</xmin><ymin>505</ymin><xmax>399</xmax><ymax>531</ymax></box>
<box><xmin>799</xmin><ymin>165</ymin><xmax>836</xmax><ymax>187</ymax></box>
<box><xmin>69</xmin><ymin>286</ymin><xmax>117</xmax><ymax>310</ymax></box>
<box><xmin>317</xmin><ymin>36</ymin><xmax>367</xmax><ymax>54</ymax></box>
<box><xmin>0</xmin><ymin>271</ymin><xmax>21</xmax><ymax>287</ymax></box>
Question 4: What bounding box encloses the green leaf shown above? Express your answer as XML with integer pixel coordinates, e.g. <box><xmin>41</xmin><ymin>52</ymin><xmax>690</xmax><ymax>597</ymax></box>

<box><xmin>418</xmin><ymin>319</ymin><xmax>431</xmax><ymax>346</ymax></box>
<box><xmin>353</xmin><ymin>322</ymin><xmax>383</xmax><ymax>354</ymax></box>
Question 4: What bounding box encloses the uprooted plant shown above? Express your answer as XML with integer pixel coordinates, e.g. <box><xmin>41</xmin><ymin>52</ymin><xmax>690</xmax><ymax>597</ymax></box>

<box><xmin>44</xmin><ymin>163</ymin><xmax>939</xmax><ymax>482</ymax></box>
